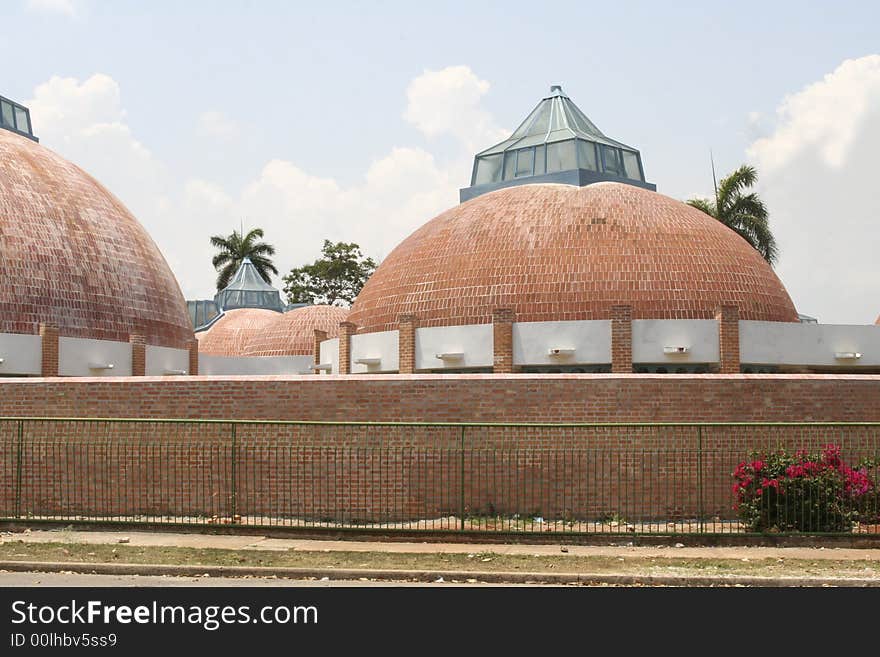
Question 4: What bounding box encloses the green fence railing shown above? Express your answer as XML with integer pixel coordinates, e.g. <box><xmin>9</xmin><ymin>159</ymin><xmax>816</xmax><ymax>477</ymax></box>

<box><xmin>0</xmin><ymin>418</ymin><xmax>878</xmax><ymax>536</ymax></box>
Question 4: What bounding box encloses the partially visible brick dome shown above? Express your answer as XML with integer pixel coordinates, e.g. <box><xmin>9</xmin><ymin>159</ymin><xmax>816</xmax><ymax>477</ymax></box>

<box><xmin>243</xmin><ymin>305</ymin><xmax>349</xmax><ymax>356</ymax></box>
<box><xmin>196</xmin><ymin>308</ymin><xmax>279</xmax><ymax>356</ymax></box>
<box><xmin>348</xmin><ymin>182</ymin><xmax>799</xmax><ymax>332</ymax></box>
<box><xmin>0</xmin><ymin>129</ymin><xmax>193</xmax><ymax>347</ymax></box>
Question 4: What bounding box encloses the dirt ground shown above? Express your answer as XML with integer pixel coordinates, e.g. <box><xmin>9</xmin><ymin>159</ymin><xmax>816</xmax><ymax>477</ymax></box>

<box><xmin>2</xmin><ymin>529</ymin><xmax>880</xmax><ymax>581</ymax></box>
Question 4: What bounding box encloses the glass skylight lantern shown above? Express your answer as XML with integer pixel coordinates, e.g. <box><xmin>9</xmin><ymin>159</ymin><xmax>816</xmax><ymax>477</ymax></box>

<box><xmin>0</xmin><ymin>94</ymin><xmax>37</xmax><ymax>142</ymax></box>
<box><xmin>460</xmin><ymin>85</ymin><xmax>654</xmax><ymax>202</ymax></box>
<box><xmin>213</xmin><ymin>258</ymin><xmax>285</xmax><ymax>313</ymax></box>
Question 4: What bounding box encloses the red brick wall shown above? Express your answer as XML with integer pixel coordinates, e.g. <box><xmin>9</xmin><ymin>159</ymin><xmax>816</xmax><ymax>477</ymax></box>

<box><xmin>38</xmin><ymin>324</ymin><xmax>58</xmax><ymax>377</ymax></box>
<box><xmin>338</xmin><ymin>322</ymin><xmax>356</xmax><ymax>375</ymax></box>
<box><xmin>1</xmin><ymin>374</ymin><xmax>879</xmax><ymax>422</ymax></box>
<box><xmin>397</xmin><ymin>314</ymin><xmax>417</xmax><ymax>374</ymax></box>
<box><xmin>187</xmin><ymin>339</ymin><xmax>199</xmax><ymax>376</ymax></box>
<box><xmin>129</xmin><ymin>334</ymin><xmax>145</xmax><ymax>377</ymax></box>
<box><xmin>716</xmin><ymin>305</ymin><xmax>740</xmax><ymax>373</ymax></box>
<box><xmin>2</xmin><ymin>374</ymin><xmax>879</xmax><ymax>523</ymax></box>
<box><xmin>611</xmin><ymin>305</ymin><xmax>633</xmax><ymax>373</ymax></box>
<box><xmin>492</xmin><ymin>308</ymin><xmax>514</xmax><ymax>373</ymax></box>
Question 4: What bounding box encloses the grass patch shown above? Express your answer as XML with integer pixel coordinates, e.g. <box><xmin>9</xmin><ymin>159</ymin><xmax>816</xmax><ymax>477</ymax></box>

<box><xmin>1</xmin><ymin>542</ymin><xmax>878</xmax><ymax>579</ymax></box>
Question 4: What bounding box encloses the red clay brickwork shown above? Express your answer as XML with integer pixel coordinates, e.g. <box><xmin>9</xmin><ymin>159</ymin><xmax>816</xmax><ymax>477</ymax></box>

<box><xmin>1</xmin><ymin>374</ymin><xmax>878</xmax><ymax>423</ymax></box>
<box><xmin>716</xmin><ymin>305</ymin><xmax>741</xmax><ymax>374</ymax></box>
<box><xmin>347</xmin><ymin>182</ymin><xmax>799</xmax><ymax>333</ymax></box>
<box><xmin>129</xmin><ymin>334</ymin><xmax>145</xmax><ymax>377</ymax></box>
<box><xmin>186</xmin><ymin>339</ymin><xmax>199</xmax><ymax>376</ymax></box>
<box><xmin>0</xmin><ymin>130</ymin><xmax>193</xmax><ymax>348</ymax></box>
<box><xmin>611</xmin><ymin>305</ymin><xmax>633</xmax><ymax>373</ymax></box>
<box><xmin>243</xmin><ymin>305</ymin><xmax>349</xmax><ymax>357</ymax></box>
<box><xmin>1</xmin><ymin>376</ymin><xmax>879</xmax><ymax>522</ymax></box>
<box><xmin>3</xmin><ymin>421</ymin><xmax>877</xmax><ymax>523</ymax></box>
<box><xmin>312</xmin><ymin>329</ymin><xmax>327</xmax><ymax>372</ymax></box>
<box><xmin>492</xmin><ymin>308</ymin><xmax>514</xmax><ymax>373</ymax></box>
<box><xmin>398</xmin><ymin>314</ymin><xmax>417</xmax><ymax>374</ymax></box>
<box><xmin>38</xmin><ymin>324</ymin><xmax>58</xmax><ymax>377</ymax></box>
<box><xmin>196</xmin><ymin>308</ymin><xmax>279</xmax><ymax>356</ymax></box>
<box><xmin>338</xmin><ymin>322</ymin><xmax>356</xmax><ymax>375</ymax></box>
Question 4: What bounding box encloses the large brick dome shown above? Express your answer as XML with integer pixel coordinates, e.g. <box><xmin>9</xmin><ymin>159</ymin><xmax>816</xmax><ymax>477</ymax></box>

<box><xmin>196</xmin><ymin>308</ymin><xmax>279</xmax><ymax>356</ymax></box>
<box><xmin>0</xmin><ymin>129</ymin><xmax>193</xmax><ymax>347</ymax></box>
<box><xmin>349</xmin><ymin>182</ymin><xmax>798</xmax><ymax>332</ymax></box>
<box><xmin>243</xmin><ymin>305</ymin><xmax>349</xmax><ymax>357</ymax></box>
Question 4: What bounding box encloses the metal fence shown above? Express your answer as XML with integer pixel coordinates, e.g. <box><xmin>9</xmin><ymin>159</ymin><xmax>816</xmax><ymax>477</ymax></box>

<box><xmin>1</xmin><ymin>418</ymin><xmax>878</xmax><ymax>536</ymax></box>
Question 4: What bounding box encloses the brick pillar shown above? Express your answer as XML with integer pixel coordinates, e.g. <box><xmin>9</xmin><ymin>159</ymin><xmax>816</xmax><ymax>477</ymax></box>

<box><xmin>313</xmin><ymin>329</ymin><xmax>328</xmax><ymax>374</ymax></box>
<box><xmin>492</xmin><ymin>308</ymin><xmax>515</xmax><ymax>374</ymax></box>
<box><xmin>39</xmin><ymin>324</ymin><xmax>59</xmax><ymax>377</ymax></box>
<box><xmin>129</xmin><ymin>333</ymin><xmax>146</xmax><ymax>376</ymax></box>
<box><xmin>611</xmin><ymin>305</ymin><xmax>632</xmax><ymax>374</ymax></box>
<box><xmin>716</xmin><ymin>305</ymin><xmax>740</xmax><ymax>374</ymax></box>
<box><xmin>398</xmin><ymin>314</ymin><xmax>417</xmax><ymax>374</ymax></box>
<box><xmin>338</xmin><ymin>321</ymin><xmax>356</xmax><ymax>375</ymax></box>
<box><xmin>187</xmin><ymin>339</ymin><xmax>199</xmax><ymax>376</ymax></box>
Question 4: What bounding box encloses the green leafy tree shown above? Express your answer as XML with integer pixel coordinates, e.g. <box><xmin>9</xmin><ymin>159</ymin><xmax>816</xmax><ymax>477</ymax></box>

<box><xmin>210</xmin><ymin>227</ymin><xmax>278</xmax><ymax>290</ymax></box>
<box><xmin>283</xmin><ymin>240</ymin><xmax>377</xmax><ymax>306</ymax></box>
<box><xmin>687</xmin><ymin>164</ymin><xmax>779</xmax><ymax>265</ymax></box>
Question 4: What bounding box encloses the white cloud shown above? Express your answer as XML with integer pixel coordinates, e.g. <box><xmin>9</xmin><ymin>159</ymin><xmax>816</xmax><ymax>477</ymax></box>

<box><xmin>25</xmin><ymin>0</ymin><xmax>77</xmax><ymax>16</ymax></box>
<box><xmin>195</xmin><ymin>111</ymin><xmax>239</xmax><ymax>140</ymax></box>
<box><xmin>403</xmin><ymin>65</ymin><xmax>508</xmax><ymax>151</ymax></box>
<box><xmin>27</xmin><ymin>67</ymin><xmax>501</xmax><ymax>299</ymax></box>
<box><xmin>750</xmin><ymin>55</ymin><xmax>880</xmax><ymax>170</ymax></box>
<box><xmin>747</xmin><ymin>55</ymin><xmax>880</xmax><ymax>324</ymax></box>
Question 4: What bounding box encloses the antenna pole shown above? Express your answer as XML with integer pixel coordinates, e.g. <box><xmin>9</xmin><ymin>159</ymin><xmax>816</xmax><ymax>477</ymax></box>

<box><xmin>710</xmin><ymin>149</ymin><xmax>719</xmax><ymax>210</ymax></box>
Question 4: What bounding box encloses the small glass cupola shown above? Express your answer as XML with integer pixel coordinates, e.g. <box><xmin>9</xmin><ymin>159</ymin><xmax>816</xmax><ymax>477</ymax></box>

<box><xmin>213</xmin><ymin>258</ymin><xmax>284</xmax><ymax>312</ymax></box>
<box><xmin>460</xmin><ymin>85</ymin><xmax>653</xmax><ymax>202</ymax></box>
<box><xmin>0</xmin><ymin>95</ymin><xmax>37</xmax><ymax>142</ymax></box>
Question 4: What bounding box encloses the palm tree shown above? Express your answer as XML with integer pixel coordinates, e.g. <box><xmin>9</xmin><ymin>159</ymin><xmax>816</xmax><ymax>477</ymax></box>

<box><xmin>687</xmin><ymin>164</ymin><xmax>778</xmax><ymax>265</ymax></box>
<box><xmin>210</xmin><ymin>227</ymin><xmax>278</xmax><ymax>290</ymax></box>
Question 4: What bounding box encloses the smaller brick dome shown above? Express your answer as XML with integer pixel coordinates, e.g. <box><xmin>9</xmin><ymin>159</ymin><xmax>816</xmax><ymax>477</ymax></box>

<box><xmin>196</xmin><ymin>308</ymin><xmax>279</xmax><ymax>356</ymax></box>
<box><xmin>243</xmin><ymin>305</ymin><xmax>349</xmax><ymax>356</ymax></box>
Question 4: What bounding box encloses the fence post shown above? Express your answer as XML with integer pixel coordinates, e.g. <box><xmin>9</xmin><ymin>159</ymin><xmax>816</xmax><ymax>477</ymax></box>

<box><xmin>230</xmin><ymin>423</ymin><xmax>237</xmax><ymax>521</ymax></box>
<box><xmin>697</xmin><ymin>425</ymin><xmax>704</xmax><ymax>534</ymax></box>
<box><xmin>14</xmin><ymin>420</ymin><xmax>24</xmax><ymax>518</ymax></box>
<box><xmin>460</xmin><ymin>426</ymin><xmax>466</xmax><ymax>531</ymax></box>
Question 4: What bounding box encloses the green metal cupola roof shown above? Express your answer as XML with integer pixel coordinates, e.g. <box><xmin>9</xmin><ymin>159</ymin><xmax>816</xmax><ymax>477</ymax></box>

<box><xmin>460</xmin><ymin>85</ymin><xmax>654</xmax><ymax>202</ymax></box>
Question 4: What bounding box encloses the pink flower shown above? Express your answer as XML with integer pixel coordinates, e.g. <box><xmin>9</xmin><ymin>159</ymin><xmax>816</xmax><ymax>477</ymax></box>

<box><xmin>821</xmin><ymin>444</ymin><xmax>842</xmax><ymax>468</ymax></box>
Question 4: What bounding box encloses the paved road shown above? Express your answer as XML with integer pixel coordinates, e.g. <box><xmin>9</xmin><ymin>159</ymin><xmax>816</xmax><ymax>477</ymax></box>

<box><xmin>0</xmin><ymin>571</ymin><xmax>543</xmax><ymax>587</ymax></box>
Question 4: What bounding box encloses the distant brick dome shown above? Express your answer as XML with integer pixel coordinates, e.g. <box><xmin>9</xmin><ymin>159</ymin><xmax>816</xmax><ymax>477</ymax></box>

<box><xmin>196</xmin><ymin>308</ymin><xmax>279</xmax><ymax>356</ymax></box>
<box><xmin>0</xmin><ymin>129</ymin><xmax>193</xmax><ymax>347</ymax></box>
<box><xmin>348</xmin><ymin>182</ymin><xmax>798</xmax><ymax>332</ymax></box>
<box><xmin>243</xmin><ymin>305</ymin><xmax>349</xmax><ymax>356</ymax></box>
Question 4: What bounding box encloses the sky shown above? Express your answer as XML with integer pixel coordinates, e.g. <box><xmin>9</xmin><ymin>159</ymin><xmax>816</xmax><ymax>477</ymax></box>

<box><xmin>2</xmin><ymin>0</ymin><xmax>879</xmax><ymax>323</ymax></box>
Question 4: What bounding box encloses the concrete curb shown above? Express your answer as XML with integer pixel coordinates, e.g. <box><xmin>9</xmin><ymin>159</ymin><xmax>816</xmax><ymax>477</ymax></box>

<box><xmin>1</xmin><ymin>560</ymin><xmax>878</xmax><ymax>587</ymax></box>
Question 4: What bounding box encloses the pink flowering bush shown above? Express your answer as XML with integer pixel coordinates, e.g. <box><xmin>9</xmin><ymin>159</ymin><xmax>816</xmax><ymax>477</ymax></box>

<box><xmin>733</xmin><ymin>444</ymin><xmax>878</xmax><ymax>533</ymax></box>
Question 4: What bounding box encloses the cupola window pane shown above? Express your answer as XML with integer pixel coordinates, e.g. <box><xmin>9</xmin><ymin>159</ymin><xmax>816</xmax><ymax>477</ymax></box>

<box><xmin>1</xmin><ymin>102</ymin><xmax>13</xmax><ymax>128</ymax></box>
<box><xmin>474</xmin><ymin>154</ymin><xmax>503</xmax><ymax>185</ymax></box>
<box><xmin>602</xmin><ymin>145</ymin><xmax>624</xmax><ymax>176</ymax></box>
<box><xmin>14</xmin><ymin>107</ymin><xmax>30</xmax><ymax>135</ymax></box>
<box><xmin>577</xmin><ymin>140</ymin><xmax>597</xmax><ymax>171</ymax></box>
<box><xmin>547</xmin><ymin>140</ymin><xmax>576</xmax><ymax>172</ymax></box>
<box><xmin>622</xmin><ymin>151</ymin><xmax>642</xmax><ymax>180</ymax></box>
<box><xmin>534</xmin><ymin>145</ymin><xmax>546</xmax><ymax>175</ymax></box>
<box><xmin>515</xmin><ymin>148</ymin><xmax>534</xmax><ymax>177</ymax></box>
